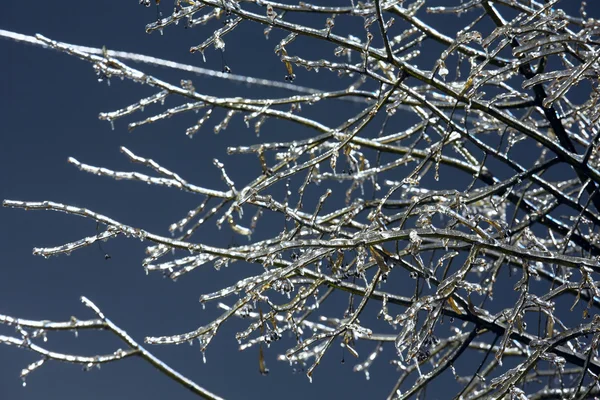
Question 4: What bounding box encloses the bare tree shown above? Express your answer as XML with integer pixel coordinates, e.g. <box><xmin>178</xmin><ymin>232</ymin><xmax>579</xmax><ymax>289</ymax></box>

<box><xmin>3</xmin><ymin>0</ymin><xmax>600</xmax><ymax>398</ymax></box>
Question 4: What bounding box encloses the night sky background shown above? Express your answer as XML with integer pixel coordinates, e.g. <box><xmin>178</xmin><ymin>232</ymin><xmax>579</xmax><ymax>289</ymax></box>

<box><xmin>1</xmin><ymin>1</ymin><xmax>595</xmax><ymax>399</ymax></box>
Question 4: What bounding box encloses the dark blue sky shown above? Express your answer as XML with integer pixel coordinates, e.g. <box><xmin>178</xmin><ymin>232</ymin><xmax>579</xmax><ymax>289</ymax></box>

<box><xmin>1</xmin><ymin>2</ymin><xmax>402</xmax><ymax>399</ymax></box>
<box><xmin>1</xmin><ymin>1</ymin><xmax>594</xmax><ymax>399</ymax></box>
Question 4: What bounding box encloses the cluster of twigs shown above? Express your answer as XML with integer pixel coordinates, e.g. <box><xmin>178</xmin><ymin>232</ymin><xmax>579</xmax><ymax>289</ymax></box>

<box><xmin>4</xmin><ymin>0</ymin><xmax>600</xmax><ymax>398</ymax></box>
